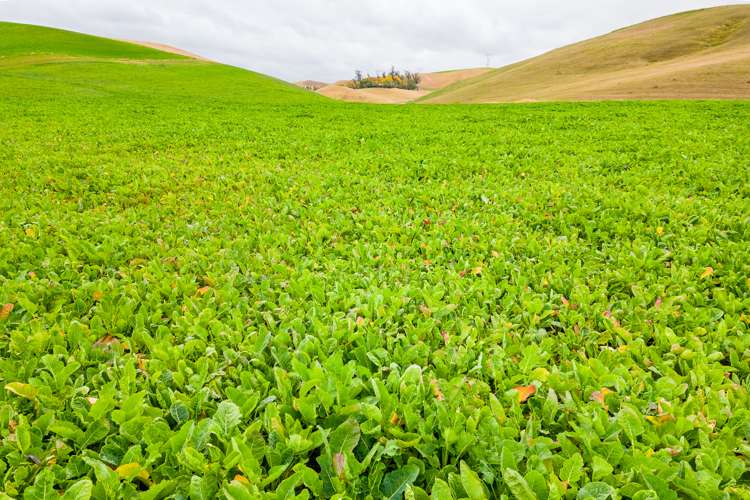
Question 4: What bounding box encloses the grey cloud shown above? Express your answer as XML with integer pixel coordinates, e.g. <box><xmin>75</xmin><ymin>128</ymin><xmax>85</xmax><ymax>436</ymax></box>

<box><xmin>1</xmin><ymin>0</ymin><xmax>745</xmax><ymax>81</ymax></box>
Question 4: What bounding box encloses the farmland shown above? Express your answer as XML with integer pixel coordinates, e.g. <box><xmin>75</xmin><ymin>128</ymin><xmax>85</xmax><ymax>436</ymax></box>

<box><xmin>2</xmin><ymin>22</ymin><xmax>750</xmax><ymax>499</ymax></box>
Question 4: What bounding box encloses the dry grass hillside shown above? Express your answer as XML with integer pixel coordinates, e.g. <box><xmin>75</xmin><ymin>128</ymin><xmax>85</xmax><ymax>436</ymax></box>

<box><xmin>418</xmin><ymin>68</ymin><xmax>493</xmax><ymax>90</ymax></box>
<box><xmin>125</xmin><ymin>40</ymin><xmax>210</xmax><ymax>61</ymax></box>
<box><xmin>421</xmin><ymin>4</ymin><xmax>750</xmax><ymax>103</ymax></box>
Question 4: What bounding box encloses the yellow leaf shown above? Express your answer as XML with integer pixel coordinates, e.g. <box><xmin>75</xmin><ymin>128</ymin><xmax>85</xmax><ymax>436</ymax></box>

<box><xmin>514</xmin><ymin>385</ymin><xmax>536</xmax><ymax>403</ymax></box>
<box><xmin>656</xmin><ymin>226</ymin><xmax>664</xmax><ymax>236</ymax></box>
<box><xmin>92</xmin><ymin>290</ymin><xmax>104</xmax><ymax>302</ymax></box>
<box><xmin>4</xmin><ymin>382</ymin><xmax>37</xmax><ymax>400</ymax></box>
<box><xmin>234</xmin><ymin>475</ymin><xmax>249</xmax><ymax>484</ymax></box>
<box><xmin>196</xmin><ymin>286</ymin><xmax>211</xmax><ymax>296</ymax></box>
<box><xmin>471</xmin><ymin>266</ymin><xmax>482</xmax><ymax>276</ymax></box>
<box><xmin>532</xmin><ymin>368</ymin><xmax>550</xmax><ymax>382</ymax></box>
<box><xmin>646</xmin><ymin>414</ymin><xmax>675</xmax><ymax>426</ymax></box>
<box><xmin>116</xmin><ymin>462</ymin><xmax>149</xmax><ymax>481</ymax></box>
<box><xmin>701</xmin><ymin>267</ymin><xmax>715</xmax><ymax>279</ymax></box>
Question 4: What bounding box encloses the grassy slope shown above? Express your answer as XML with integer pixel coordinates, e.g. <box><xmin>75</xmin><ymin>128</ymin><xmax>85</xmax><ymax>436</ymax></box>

<box><xmin>422</xmin><ymin>5</ymin><xmax>750</xmax><ymax>103</ymax></box>
<box><xmin>0</xmin><ymin>22</ymin><xmax>320</xmax><ymax>104</ymax></box>
<box><xmin>2</xmin><ymin>22</ymin><xmax>750</xmax><ymax>499</ymax></box>
<box><xmin>0</xmin><ymin>22</ymin><xmax>179</xmax><ymax>59</ymax></box>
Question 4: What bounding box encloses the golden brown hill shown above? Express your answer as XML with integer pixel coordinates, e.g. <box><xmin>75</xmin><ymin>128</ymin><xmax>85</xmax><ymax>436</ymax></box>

<box><xmin>421</xmin><ymin>5</ymin><xmax>750</xmax><ymax>103</ymax></box>
<box><xmin>417</xmin><ymin>68</ymin><xmax>493</xmax><ymax>90</ymax></box>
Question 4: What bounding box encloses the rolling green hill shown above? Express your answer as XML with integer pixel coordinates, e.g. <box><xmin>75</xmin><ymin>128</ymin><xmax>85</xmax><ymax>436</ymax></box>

<box><xmin>1</xmin><ymin>20</ymin><xmax>750</xmax><ymax>500</ymax></box>
<box><xmin>422</xmin><ymin>4</ymin><xmax>750</xmax><ymax>103</ymax></box>
<box><xmin>0</xmin><ymin>22</ymin><xmax>320</xmax><ymax>104</ymax></box>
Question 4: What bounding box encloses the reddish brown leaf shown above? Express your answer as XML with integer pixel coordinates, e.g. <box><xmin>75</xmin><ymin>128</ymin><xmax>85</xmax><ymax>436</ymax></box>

<box><xmin>430</xmin><ymin>379</ymin><xmax>445</xmax><ymax>401</ymax></box>
<box><xmin>655</xmin><ymin>297</ymin><xmax>662</xmax><ymax>309</ymax></box>
<box><xmin>514</xmin><ymin>385</ymin><xmax>536</xmax><ymax>403</ymax></box>
<box><xmin>0</xmin><ymin>303</ymin><xmax>13</xmax><ymax>320</ymax></box>
<box><xmin>591</xmin><ymin>388</ymin><xmax>613</xmax><ymax>410</ymax></box>
<box><xmin>93</xmin><ymin>335</ymin><xmax>120</xmax><ymax>348</ymax></box>
<box><xmin>389</xmin><ymin>412</ymin><xmax>400</xmax><ymax>425</ymax></box>
<box><xmin>440</xmin><ymin>330</ymin><xmax>450</xmax><ymax>345</ymax></box>
<box><xmin>196</xmin><ymin>286</ymin><xmax>211</xmax><ymax>296</ymax></box>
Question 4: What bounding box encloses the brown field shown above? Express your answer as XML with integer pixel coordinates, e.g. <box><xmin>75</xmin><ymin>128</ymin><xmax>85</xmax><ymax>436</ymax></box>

<box><xmin>316</xmin><ymin>84</ymin><xmax>429</xmax><ymax>104</ymax></box>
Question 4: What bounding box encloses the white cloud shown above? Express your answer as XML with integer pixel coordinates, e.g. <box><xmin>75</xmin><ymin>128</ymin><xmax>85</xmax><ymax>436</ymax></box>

<box><xmin>1</xmin><ymin>0</ymin><xmax>745</xmax><ymax>81</ymax></box>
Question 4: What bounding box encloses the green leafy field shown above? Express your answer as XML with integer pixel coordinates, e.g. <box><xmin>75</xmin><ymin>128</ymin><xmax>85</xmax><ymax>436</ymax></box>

<box><xmin>1</xmin><ymin>22</ymin><xmax>750</xmax><ymax>499</ymax></box>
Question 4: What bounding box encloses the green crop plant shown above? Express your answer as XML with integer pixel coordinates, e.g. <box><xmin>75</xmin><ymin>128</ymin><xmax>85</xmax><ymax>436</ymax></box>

<box><xmin>1</xmin><ymin>21</ymin><xmax>749</xmax><ymax>499</ymax></box>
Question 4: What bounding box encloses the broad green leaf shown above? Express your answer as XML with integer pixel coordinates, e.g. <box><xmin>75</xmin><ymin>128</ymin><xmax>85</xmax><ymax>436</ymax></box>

<box><xmin>431</xmin><ymin>478</ymin><xmax>454</xmax><ymax>500</ymax></box>
<box><xmin>16</xmin><ymin>415</ymin><xmax>31</xmax><ymax>454</ymax></box>
<box><xmin>82</xmin><ymin>457</ymin><xmax>118</xmax><ymax>498</ymax></box>
<box><xmin>382</xmin><ymin>464</ymin><xmax>420</xmax><ymax>500</ymax></box>
<box><xmin>23</xmin><ymin>469</ymin><xmax>56</xmax><ymax>500</ymax></box>
<box><xmin>460</xmin><ymin>461</ymin><xmax>487</xmax><ymax>500</ymax></box>
<box><xmin>190</xmin><ymin>475</ymin><xmax>217</xmax><ymax>500</ymax></box>
<box><xmin>276</xmin><ymin>473</ymin><xmax>302</xmax><ymax>500</ymax></box>
<box><xmin>212</xmin><ymin>401</ymin><xmax>242</xmax><ymax>437</ymax></box>
<box><xmin>524</xmin><ymin>470</ymin><xmax>548</xmax><ymax>500</ymax></box>
<box><xmin>61</xmin><ymin>479</ymin><xmax>93</xmax><ymax>500</ymax></box>
<box><xmin>224</xmin><ymin>480</ymin><xmax>255</xmax><ymax>500</ymax></box>
<box><xmin>591</xmin><ymin>456</ymin><xmax>613</xmax><ymax>481</ymax></box>
<box><xmin>328</xmin><ymin>419</ymin><xmax>360</xmax><ymax>455</ymax></box>
<box><xmin>641</xmin><ymin>473</ymin><xmax>678</xmax><ymax>500</ymax></box>
<box><xmin>559</xmin><ymin>453</ymin><xmax>583</xmax><ymax>484</ymax></box>
<box><xmin>170</xmin><ymin>402</ymin><xmax>190</xmax><ymax>425</ymax></box>
<box><xmin>5</xmin><ymin>382</ymin><xmax>37</xmax><ymax>400</ymax></box>
<box><xmin>503</xmin><ymin>469</ymin><xmax>537</xmax><ymax>500</ymax></box>
<box><xmin>50</xmin><ymin>420</ymin><xmax>85</xmax><ymax>444</ymax></box>
<box><xmin>576</xmin><ymin>482</ymin><xmax>615</xmax><ymax>500</ymax></box>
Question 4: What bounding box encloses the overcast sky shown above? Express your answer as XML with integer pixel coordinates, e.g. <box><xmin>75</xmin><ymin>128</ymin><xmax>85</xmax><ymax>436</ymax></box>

<box><xmin>1</xmin><ymin>1</ymin><xmax>745</xmax><ymax>82</ymax></box>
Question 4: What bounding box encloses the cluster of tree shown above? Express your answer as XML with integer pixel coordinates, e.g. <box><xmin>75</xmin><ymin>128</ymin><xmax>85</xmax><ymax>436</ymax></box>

<box><xmin>351</xmin><ymin>67</ymin><xmax>421</xmax><ymax>90</ymax></box>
